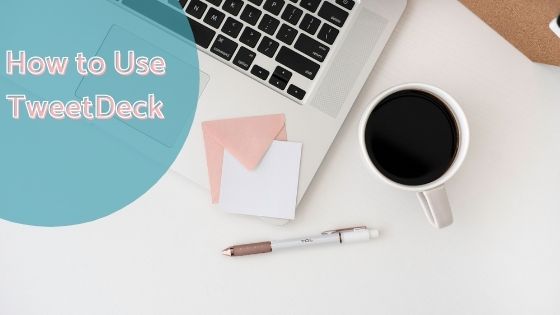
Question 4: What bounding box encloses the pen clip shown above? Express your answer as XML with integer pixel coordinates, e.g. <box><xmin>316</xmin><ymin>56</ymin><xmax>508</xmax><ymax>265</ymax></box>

<box><xmin>321</xmin><ymin>226</ymin><xmax>367</xmax><ymax>235</ymax></box>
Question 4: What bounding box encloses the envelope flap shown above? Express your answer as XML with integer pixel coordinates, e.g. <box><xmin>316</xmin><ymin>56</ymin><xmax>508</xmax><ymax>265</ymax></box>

<box><xmin>202</xmin><ymin>114</ymin><xmax>286</xmax><ymax>169</ymax></box>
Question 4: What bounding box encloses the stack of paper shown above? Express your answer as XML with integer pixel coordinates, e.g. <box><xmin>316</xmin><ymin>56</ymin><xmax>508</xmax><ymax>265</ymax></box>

<box><xmin>202</xmin><ymin>114</ymin><xmax>302</xmax><ymax>220</ymax></box>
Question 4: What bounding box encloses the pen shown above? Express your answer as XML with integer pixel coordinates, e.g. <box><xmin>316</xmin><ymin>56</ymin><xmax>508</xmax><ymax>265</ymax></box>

<box><xmin>222</xmin><ymin>226</ymin><xmax>379</xmax><ymax>256</ymax></box>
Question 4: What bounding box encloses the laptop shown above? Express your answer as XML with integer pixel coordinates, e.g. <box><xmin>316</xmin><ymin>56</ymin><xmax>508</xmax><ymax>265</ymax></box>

<box><xmin>142</xmin><ymin>0</ymin><xmax>406</xmax><ymax>202</ymax></box>
<box><xmin>116</xmin><ymin>0</ymin><xmax>406</xmax><ymax>203</ymax></box>
<box><xmin>6</xmin><ymin>0</ymin><xmax>407</xmax><ymax>207</ymax></box>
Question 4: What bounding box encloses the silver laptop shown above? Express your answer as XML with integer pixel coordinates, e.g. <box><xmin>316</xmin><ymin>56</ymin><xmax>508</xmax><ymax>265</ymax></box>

<box><xmin>114</xmin><ymin>0</ymin><xmax>407</xmax><ymax>202</ymax></box>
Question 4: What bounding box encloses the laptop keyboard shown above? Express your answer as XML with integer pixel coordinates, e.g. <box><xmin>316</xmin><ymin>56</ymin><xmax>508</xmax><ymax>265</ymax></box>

<box><xmin>121</xmin><ymin>0</ymin><xmax>356</xmax><ymax>103</ymax></box>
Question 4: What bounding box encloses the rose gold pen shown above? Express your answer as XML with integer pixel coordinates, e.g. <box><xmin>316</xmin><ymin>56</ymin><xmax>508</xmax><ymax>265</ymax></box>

<box><xmin>222</xmin><ymin>226</ymin><xmax>379</xmax><ymax>256</ymax></box>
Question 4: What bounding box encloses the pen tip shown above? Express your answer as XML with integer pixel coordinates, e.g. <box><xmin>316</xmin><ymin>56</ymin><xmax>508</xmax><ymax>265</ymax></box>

<box><xmin>222</xmin><ymin>248</ymin><xmax>232</xmax><ymax>256</ymax></box>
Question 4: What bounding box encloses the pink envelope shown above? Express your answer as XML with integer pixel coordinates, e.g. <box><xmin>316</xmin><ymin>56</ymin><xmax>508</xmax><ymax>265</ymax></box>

<box><xmin>202</xmin><ymin>114</ymin><xmax>288</xmax><ymax>203</ymax></box>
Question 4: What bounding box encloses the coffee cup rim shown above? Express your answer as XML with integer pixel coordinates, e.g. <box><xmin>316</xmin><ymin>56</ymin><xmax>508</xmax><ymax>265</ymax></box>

<box><xmin>359</xmin><ymin>83</ymin><xmax>470</xmax><ymax>192</ymax></box>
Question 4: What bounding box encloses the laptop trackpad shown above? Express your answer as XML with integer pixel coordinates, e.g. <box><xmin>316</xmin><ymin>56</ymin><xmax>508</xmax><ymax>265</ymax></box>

<box><xmin>76</xmin><ymin>25</ymin><xmax>209</xmax><ymax>148</ymax></box>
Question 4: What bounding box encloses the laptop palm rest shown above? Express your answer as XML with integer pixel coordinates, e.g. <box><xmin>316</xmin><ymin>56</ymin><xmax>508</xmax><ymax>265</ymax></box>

<box><xmin>76</xmin><ymin>25</ymin><xmax>209</xmax><ymax>163</ymax></box>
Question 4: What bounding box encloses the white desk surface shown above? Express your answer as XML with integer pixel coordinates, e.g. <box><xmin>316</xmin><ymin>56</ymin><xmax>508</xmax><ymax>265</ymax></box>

<box><xmin>2</xmin><ymin>1</ymin><xmax>560</xmax><ymax>314</ymax></box>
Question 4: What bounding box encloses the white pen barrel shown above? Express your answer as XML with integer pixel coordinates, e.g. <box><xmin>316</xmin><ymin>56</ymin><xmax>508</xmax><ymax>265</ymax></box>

<box><xmin>340</xmin><ymin>229</ymin><xmax>377</xmax><ymax>243</ymax></box>
<box><xmin>271</xmin><ymin>233</ymin><xmax>340</xmax><ymax>250</ymax></box>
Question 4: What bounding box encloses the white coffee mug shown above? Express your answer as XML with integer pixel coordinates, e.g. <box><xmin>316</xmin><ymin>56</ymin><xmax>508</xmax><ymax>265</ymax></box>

<box><xmin>359</xmin><ymin>83</ymin><xmax>469</xmax><ymax>228</ymax></box>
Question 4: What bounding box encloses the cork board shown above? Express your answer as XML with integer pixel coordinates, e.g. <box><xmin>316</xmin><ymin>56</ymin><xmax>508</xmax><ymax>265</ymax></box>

<box><xmin>459</xmin><ymin>0</ymin><xmax>560</xmax><ymax>66</ymax></box>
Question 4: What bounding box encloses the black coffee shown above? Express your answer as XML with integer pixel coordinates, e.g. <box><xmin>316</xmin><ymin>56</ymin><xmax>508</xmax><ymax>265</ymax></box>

<box><xmin>364</xmin><ymin>89</ymin><xmax>459</xmax><ymax>186</ymax></box>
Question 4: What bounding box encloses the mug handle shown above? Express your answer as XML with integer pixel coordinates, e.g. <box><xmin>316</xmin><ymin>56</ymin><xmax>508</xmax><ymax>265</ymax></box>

<box><xmin>416</xmin><ymin>185</ymin><xmax>453</xmax><ymax>228</ymax></box>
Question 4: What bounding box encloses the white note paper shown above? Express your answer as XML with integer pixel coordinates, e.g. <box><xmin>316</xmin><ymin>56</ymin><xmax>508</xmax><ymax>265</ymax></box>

<box><xmin>219</xmin><ymin>140</ymin><xmax>302</xmax><ymax>220</ymax></box>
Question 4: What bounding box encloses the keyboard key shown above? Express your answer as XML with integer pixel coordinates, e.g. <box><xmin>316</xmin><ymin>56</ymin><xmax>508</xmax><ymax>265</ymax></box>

<box><xmin>318</xmin><ymin>2</ymin><xmax>348</xmax><ymax>27</ymax></box>
<box><xmin>287</xmin><ymin>84</ymin><xmax>306</xmax><ymax>100</ymax></box>
<box><xmin>211</xmin><ymin>34</ymin><xmax>239</xmax><ymax>60</ymax></box>
<box><xmin>336</xmin><ymin>0</ymin><xmax>354</xmax><ymax>10</ymax></box>
<box><xmin>187</xmin><ymin>17</ymin><xmax>216</xmax><ymax>48</ymax></box>
<box><xmin>269</xmin><ymin>75</ymin><xmax>288</xmax><ymax>90</ymax></box>
<box><xmin>317</xmin><ymin>23</ymin><xmax>339</xmax><ymax>44</ymax></box>
<box><xmin>273</xmin><ymin>66</ymin><xmax>292</xmax><ymax>81</ymax></box>
<box><xmin>206</xmin><ymin>0</ymin><xmax>223</xmax><ymax>6</ymax></box>
<box><xmin>251</xmin><ymin>65</ymin><xmax>270</xmax><ymax>80</ymax></box>
<box><xmin>186</xmin><ymin>0</ymin><xmax>208</xmax><ymax>19</ymax></box>
<box><xmin>275</xmin><ymin>46</ymin><xmax>320</xmax><ymax>79</ymax></box>
<box><xmin>263</xmin><ymin>0</ymin><xmax>285</xmax><ymax>15</ymax></box>
<box><xmin>222</xmin><ymin>17</ymin><xmax>244</xmax><ymax>38</ymax></box>
<box><xmin>294</xmin><ymin>33</ymin><xmax>329</xmax><ymax>62</ymax></box>
<box><xmin>300</xmin><ymin>0</ymin><xmax>321</xmax><ymax>13</ymax></box>
<box><xmin>257</xmin><ymin>36</ymin><xmax>280</xmax><ymax>57</ymax></box>
<box><xmin>239</xmin><ymin>27</ymin><xmax>261</xmax><ymax>47</ymax></box>
<box><xmin>299</xmin><ymin>14</ymin><xmax>321</xmax><ymax>35</ymax></box>
<box><xmin>240</xmin><ymin>4</ymin><xmax>262</xmax><ymax>26</ymax></box>
<box><xmin>223</xmin><ymin>0</ymin><xmax>244</xmax><ymax>16</ymax></box>
<box><xmin>203</xmin><ymin>7</ymin><xmax>226</xmax><ymax>28</ymax></box>
<box><xmin>258</xmin><ymin>14</ymin><xmax>280</xmax><ymax>35</ymax></box>
<box><xmin>281</xmin><ymin>4</ymin><xmax>303</xmax><ymax>26</ymax></box>
<box><xmin>247</xmin><ymin>0</ymin><xmax>264</xmax><ymax>5</ymax></box>
<box><xmin>276</xmin><ymin>24</ymin><xmax>298</xmax><ymax>44</ymax></box>
<box><xmin>233</xmin><ymin>46</ymin><xmax>257</xmax><ymax>70</ymax></box>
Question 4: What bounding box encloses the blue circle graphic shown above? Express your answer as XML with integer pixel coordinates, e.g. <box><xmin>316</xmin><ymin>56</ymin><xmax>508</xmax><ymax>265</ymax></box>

<box><xmin>0</xmin><ymin>0</ymin><xmax>199</xmax><ymax>226</ymax></box>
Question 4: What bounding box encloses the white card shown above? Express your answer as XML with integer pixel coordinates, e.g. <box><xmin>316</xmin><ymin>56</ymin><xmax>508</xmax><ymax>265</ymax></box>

<box><xmin>219</xmin><ymin>140</ymin><xmax>302</xmax><ymax>220</ymax></box>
